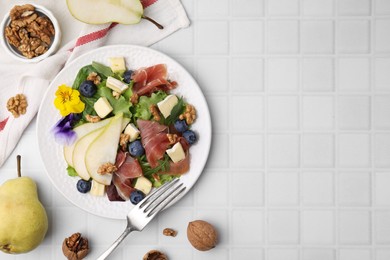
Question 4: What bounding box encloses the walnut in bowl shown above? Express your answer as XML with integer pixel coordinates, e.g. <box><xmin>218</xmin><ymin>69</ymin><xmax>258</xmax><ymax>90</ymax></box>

<box><xmin>0</xmin><ymin>4</ymin><xmax>61</xmax><ymax>63</ymax></box>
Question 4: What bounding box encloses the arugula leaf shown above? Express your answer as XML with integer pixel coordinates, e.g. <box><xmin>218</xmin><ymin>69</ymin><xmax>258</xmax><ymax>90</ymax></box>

<box><xmin>133</xmin><ymin>91</ymin><xmax>167</xmax><ymax>121</ymax></box>
<box><xmin>97</xmin><ymin>86</ymin><xmax>132</xmax><ymax>117</ymax></box>
<box><xmin>66</xmin><ymin>166</ymin><xmax>78</xmax><ymax>177</ymax></box>
<box><xmin>92</xmin><ymin>61</ymin><xmax>114</xmax><ymax>78</ymax></box>
<box><xmin>72</xmin><ymin>65</ymin><xmax>96</xmax><ymax>90</ymax></box>
<box><xmin>139</xmin><ymin>154</ymin><xmax>171</xmax><ymax>177</ymax></box>
<box><xmin>163</xmin><ymin>97</ymin><xmax>185</xmax><ymax>125</ymax></box>
<box><xmin>139</xmin><ymin>153</ymin><xmax>176</xmax><ymax>187</ymax></box>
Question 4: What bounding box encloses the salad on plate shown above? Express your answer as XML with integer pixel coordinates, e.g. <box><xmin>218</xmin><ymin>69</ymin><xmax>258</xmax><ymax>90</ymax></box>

<box><xmin>52</xmin><ymin>57</ymin><xmax>197</xmax><ymax>204</ymax></box>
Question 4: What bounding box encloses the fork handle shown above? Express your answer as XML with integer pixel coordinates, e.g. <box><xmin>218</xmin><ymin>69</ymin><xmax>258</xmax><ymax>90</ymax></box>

<box><xmin>96</xmin><ymin>227</ymin><xmax>134</xmax><ymax>260</ymax></box>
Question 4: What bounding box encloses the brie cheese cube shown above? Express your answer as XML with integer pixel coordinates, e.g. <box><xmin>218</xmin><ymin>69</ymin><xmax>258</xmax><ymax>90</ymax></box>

<box><xmin>124</xmin><ymin>123</ymin><xmax>140</xmax><ymax>142</ymax></box>
<box><xmin>166</xmin><ymin>142</ymin><xmax>186</xmax><ymax>163</ymax></box>
<box><xmin>157</xmin><ymin>95</ymin><xmax>178</xmax><ymax>119</ymax></box>
<box><xmin>134</xmin><ymin>176</ymin><xmax>152</xmax><ymax>195</ymax></box>
<box><xmin>109</xmin><ymin>57</ymin><xmax>126</xmax><ymax>73</ymax></box>
<box><xmin>90</xmin><ymin>179</ymin><xmax>105</xmax><ymax>196</ymax></box>
<box><xmin>94</xmin><ymin>97</ymin><xmax>113</xmax><ymax>118</ymax></box>
<box><xmin>106</xmin><ymin>76</ymin><xmax>129</xmax><ymax>94</ymax></box>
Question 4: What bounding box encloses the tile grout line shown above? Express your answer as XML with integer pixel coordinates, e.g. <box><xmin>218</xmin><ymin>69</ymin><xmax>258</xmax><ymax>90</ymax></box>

<box><xmin>370</xmin><ymin>0</ymin><xmax>377</xmax><ymax>255</ymax></box>
<box><xmin>334</xmin><ymin>0</ymin><xmax>341</xmax><ymax>257</ymax></box>
<box><xmin>263</xmin><ymin>0</ymin><xmax>269</xmax><ymax>258</ymax></box>
<box><xmin>225</xmin><ymin>1</ymin><xmax>234</xmax><ymax>259</ymax></box>
<box><xmin>298</xmin><ymin>0</ymin><xmax>303</xmax><ymax>257</ymax></box>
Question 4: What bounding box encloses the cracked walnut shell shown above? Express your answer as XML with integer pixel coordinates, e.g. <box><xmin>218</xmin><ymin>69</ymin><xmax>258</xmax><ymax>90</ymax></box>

<box><xmin>62</xmin><ymin>233</ymin><xmax>89</xmax><ymax>260</ymax></box>
<box><xmin>143</xmin><ymin>250</ymin><xmax>168</xmax><ymax>260</ymax></box>
<box><xmin>187</xmin><ymin>220</ymin><xmax>218</xmax><ymax>251</ymax></box>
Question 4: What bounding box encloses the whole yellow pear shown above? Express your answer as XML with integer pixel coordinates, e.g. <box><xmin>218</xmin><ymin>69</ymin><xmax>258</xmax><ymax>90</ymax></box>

<box><xmin>0</xmin><ymin>176</ymin><xmax>48</xmax><ymax>254</ymax></box>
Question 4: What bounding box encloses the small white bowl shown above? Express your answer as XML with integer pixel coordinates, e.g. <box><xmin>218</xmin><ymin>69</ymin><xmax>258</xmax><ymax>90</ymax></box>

<box><xmin>0</xmin><ymin>4</ymin><xmax>61</xmax><ymax>63</ymax></box>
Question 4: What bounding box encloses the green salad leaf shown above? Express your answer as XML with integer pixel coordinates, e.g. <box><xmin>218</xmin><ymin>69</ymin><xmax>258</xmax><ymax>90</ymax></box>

<box><xmin>152</xmin><ymin>174</ymin><xmax>176</xmax><ymax>188</ymax></box>
<box><xmin>72</xmin><ymin>65</ymin><xmax>96</xmax><ymax>90</ymax></box>
<box><xmin>92</xmin><ymin>61</ymin><xmax>114</xmax><ymax>78</ymax></box>
<box><xmin>133</xmin><ymin>91</ymin><xmax>167</xmax><ymax>121</ymax></box>
<box><xmin>122</xmin><ymin>81</ymin><xmax>134</xmax><ymax>100</ymax></box>
<box><xmin>66</xmin><ymin>166</ymin><xmax>78</xmax><ymax>177</ymax></box>
<box><xmin>98</xmin><ymin>86</ymin><xmax>132</xmax><ymax>117</ymax></box>
<box><xmin>162</xmin><ymin>97</ymin><xmax>185</xmax><ymax>125</ymax></box>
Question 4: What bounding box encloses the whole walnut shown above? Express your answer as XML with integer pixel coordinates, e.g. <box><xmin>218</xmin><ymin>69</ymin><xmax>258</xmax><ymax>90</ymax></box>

<box><xmin>187</xmin><ymin>220</ymin><xmax>218</xmax><ymax>251</ymax></box>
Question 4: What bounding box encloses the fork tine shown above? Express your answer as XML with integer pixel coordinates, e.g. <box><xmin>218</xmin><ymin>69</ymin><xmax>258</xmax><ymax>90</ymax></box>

<box><xmin>146</xmin><ymin>185</ymin><xmax>186</xmax><ymax>217</ymax></box>
<box><xmin>138</xmin><ymin>178</ymin><xmax>180</xmax><ymax>209</ymax></box>
<box><xmin>143</xmin><ymin>181</ymin><xmax>185</xmax><ymax>214</ymax></box>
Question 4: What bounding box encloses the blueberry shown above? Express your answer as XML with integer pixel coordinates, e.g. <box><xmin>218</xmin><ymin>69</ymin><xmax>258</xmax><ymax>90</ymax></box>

<box><xmin>71</xmin><ymin>113</ymin><xmax>82</xmax><ymax>122</ymax></box>
<box><xmin>123</xmin><ymin>70</ymin><xmax>134</xmax><ymax>84</ymax></box>
<box><xmin>70</xmin><ymin>113</ymin><xmax>82</xmax><ymax>126</ymax></box>
<box><xmin>174</xmin><ymin>120</ymin><xmax>188</xmax><ymax>133</ymax></box>
<box><xmin>79</xmin><ymin>80</ymin><xmax>97</xmax><ymax>97</ymax></box>
<box><xmin>183</xmin><ymin>130</ymin><xmax>197</xmax><ymax>145</ymax></box>
<box><xmin>130</xmin><ymin>190</ymin><xmax>145</xmax><ymax>205</ymax></box>
<box><xmin>77</xmin><ymin>179</ymin><xmax>91</xmax><ymax>193</ymax></box>
<box><xmin>128</xmin><ymin>140</ymin><xmax>145</xmax><ymax>157</ymax></box>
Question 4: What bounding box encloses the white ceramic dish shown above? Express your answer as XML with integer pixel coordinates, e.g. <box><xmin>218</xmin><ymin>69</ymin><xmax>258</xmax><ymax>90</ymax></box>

<box><xmin>37</xmin><ymin>45</ymin><xmax>212</xmax><ymax>219</ymax></box>
<box><xmin>0</xmin><ymin>4</ymin><xmax>61</xmax><ymax>63</ymax></box>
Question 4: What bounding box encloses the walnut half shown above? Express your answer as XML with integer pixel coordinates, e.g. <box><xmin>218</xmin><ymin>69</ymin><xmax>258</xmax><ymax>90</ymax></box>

<box><xmin>62</xmin><ymin>233</ymin><xmax>89</xmax><ymax>260</ymax></box>
<box><xmin>85</xmin><ymin>114</ymin><xmax>101</xmax><ymax>123</ymax></box>
<box><xmin>97</xmin><ymin>162</ymin><xmax>117</xmax><ymax>175</ymax></box>
<box><xmin>163</xmin><ymin>228</ymin><xmax>177</xmax><ymax>237</ymax></box>
<box><xmin>179</xmin><ymin>104</ymin><xmax>196</xmax><ymax>125</ymax></box>
<box><xmin>7</xmin><ymin>94</ymin><xmax>28</xmax><ymax>118</ymax></box>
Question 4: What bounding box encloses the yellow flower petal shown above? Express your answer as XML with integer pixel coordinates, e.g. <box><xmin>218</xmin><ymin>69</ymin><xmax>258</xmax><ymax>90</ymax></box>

<box><xmin>55</xmin><ymin>85</ymin><xmax>70</xmax><ymax>97</ymax></box>
<box><xmin>73</xmin><ymin>102</ymin><xmax>85</xmax><ymax>113</ymax></box>
<box><xmin>54</xmin><ymin>84</ymin><xmax>85</xmax><ymax>116</ymax></box>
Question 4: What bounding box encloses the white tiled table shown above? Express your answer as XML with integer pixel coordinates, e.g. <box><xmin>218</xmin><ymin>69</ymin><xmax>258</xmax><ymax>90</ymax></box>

<box><xmin>2</xmin><ymin>0</ymin><xmax>390</xmax><ymax>259</ymax></box>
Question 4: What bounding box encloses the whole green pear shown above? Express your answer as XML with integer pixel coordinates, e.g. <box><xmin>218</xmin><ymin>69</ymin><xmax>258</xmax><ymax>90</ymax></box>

<box><xmin>0</xmin><ymin>176</ymin><xmax>48</xmax><ymax>254</ymax></box>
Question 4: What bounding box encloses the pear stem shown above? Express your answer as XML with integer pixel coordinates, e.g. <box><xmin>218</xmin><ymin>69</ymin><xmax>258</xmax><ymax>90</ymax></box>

<box><xmin>142</xmin><ymin>15</ymin><xmax>164</xmax><ymax>30</ymax></box>
<box><xmin>16</xmin><ymin>155</ymin><xmax>21</xmax><ymax>177</ymax></box>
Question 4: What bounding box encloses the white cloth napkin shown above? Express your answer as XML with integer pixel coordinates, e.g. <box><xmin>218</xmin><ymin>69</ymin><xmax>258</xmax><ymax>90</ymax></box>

<box><xmin>0</xmin><ymin>0</ymin><xmax>190</xmax><ymax>167</ymax></box>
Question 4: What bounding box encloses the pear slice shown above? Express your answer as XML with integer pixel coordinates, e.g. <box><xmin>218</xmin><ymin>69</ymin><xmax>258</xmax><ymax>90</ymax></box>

<box><xmin>85</xmin><ymin>113</ymin><xmax>124</xmax><ymax>185</ymax></box>
<box><xmin>64</xmin><ymin>118</ymin><xmax>112</xmax><ymax>167</ymax></box>
<box><xmin>66</xmin><ymin>0</ymin><xmax>143</xmax><ymax>25</ymax></box>
<box><xmin>72</xmin><ymin>117</ymin><xmax>129</xmax><ymax>181</ymax></box>
<box><xmin>73</xmin><ymin>126</ymin><xmax>107</xmax><ymax>180</ymax></box>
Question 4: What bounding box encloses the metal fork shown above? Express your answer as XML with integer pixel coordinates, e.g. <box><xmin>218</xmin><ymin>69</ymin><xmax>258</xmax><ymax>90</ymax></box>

<box><xmin>97</xmin><ymin>178</ymin><xmax>186</xmax><ymax>260</ymax></box>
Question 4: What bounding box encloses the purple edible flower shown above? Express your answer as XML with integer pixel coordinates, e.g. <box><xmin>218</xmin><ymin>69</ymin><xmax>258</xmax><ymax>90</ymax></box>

<box><xmin>52</xmin><ymin>114</ymin><xmax>78</xmax><ymax>145</ymax></box>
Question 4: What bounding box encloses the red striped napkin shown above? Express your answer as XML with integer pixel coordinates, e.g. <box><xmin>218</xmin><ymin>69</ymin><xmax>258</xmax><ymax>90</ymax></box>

<box><xmin>0</xmin><ymin>0</ymin><xmax>190</xmax><ymax>167</ymax></box>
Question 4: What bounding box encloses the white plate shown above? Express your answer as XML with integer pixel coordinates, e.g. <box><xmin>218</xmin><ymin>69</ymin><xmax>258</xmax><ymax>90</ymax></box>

<box><xmin>37</xmin><ymin>45</ymin><xmax>212</xmax><ymax>219</ymax></box>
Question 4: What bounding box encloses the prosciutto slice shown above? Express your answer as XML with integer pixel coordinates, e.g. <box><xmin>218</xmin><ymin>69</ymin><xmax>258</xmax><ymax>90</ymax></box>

<box><xmin>137</xmin><ymin>119</ymin><xmax>171</xmax><ymax>168</ymax></box>
<box><xmin>115</xmin><ymin>150</ymin><xmax>127</xmax><ymax>168</ymax></box>
<box><xmin>116</xmin><ymin>153</ymin><xmax>143</xmax><ymax>179</ymax></box>
<box><xmin>138</xmin><ymin>120</ymin><xmax>191</xmax><ymax>173</ymax></box>
<box><xmin>111</xmin><ymin>151</ymin><xmax>143</xmax><ymax>200</ymax></box>
<box><xmin>161</xmin><ymin>138</ymin><xmax>190</xmax><ymax>175</ymax></box>
<box><xmin>112</xmin><ymin>173</ymin><xmax>135</xmax><ymax>200</ymax></box>
<box><xmin>106</xmin><ymin>183</ymin><xmax>124</xmax><ymax>202</ymax></box>
<box><xmin>132</xmin><ymin>64</ymin><xmax>177</xmax><ymax>96</ymax></box>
